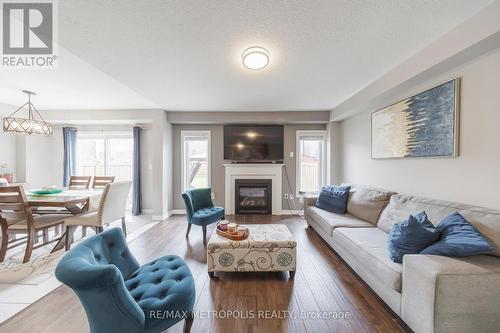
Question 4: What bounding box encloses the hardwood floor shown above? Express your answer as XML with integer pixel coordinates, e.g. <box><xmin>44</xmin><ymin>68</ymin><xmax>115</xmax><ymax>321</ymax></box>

<box><xmin>0</xmin><ymin>214</ymin><xmax>408</xmax><ymax>333</ymax></box>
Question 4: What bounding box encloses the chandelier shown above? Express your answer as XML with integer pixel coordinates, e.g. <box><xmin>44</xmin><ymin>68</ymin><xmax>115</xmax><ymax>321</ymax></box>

<box><xmin>2</xmin><ymin>90</ymin><xmax>53</xmax><ymax>136</ymax></box>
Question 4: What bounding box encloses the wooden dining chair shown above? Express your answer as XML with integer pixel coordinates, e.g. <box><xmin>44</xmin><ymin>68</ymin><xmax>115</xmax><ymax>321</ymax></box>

<box><xmin>69</xmin><ymin>176</ymin><xmax>92</xmax><ymax>189</ymax></box>
<box><xmin>0</xmin><ymin>186</ymin><xmax>72</xmax><ymax>263</ymax></box>
<box><xmin>64</xmin><ymin>181</ymin><xmax>132</xmax><ymax>250</ymax></box>
<box><xmin>91</xmin><ymin>176</ymin><xmax>115</xmax><ymax>189</ymax></box>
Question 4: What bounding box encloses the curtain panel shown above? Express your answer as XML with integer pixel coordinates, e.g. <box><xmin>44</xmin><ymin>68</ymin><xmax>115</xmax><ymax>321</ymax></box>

<box><xmin>62</xmin><ymin>127</ymin><xmax>77</xmax><ymax>187</ymax></box>
<box><xmin>132</xmin><ymin>126</ymin><xmax>142</xmax><ymax>215</ymax></box>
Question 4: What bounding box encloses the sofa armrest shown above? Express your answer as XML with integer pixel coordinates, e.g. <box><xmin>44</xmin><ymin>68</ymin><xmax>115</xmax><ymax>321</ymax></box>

<box><xmin>401</xmin><ymin>254</ymin><xmax>500</xmax><ymax>333</ymax></box>
<box><xmin>304</xmin><ymin>196</ymin><xmax>317</xmax><ymax>207</ymax></box>
<box><xmin>303</xmin><ymin>196</ymin><xmax>317</xmax><ymax>219</ymax></box>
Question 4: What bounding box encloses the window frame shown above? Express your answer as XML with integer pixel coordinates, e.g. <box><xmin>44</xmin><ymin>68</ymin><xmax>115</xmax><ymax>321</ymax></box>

<box><xmin>295</xmin><ymin>130</ymin><xmax>327</xmax><ymax>195</ymax></box>
<box><xmin>76</xmin><ymin>131</ymin><xmax>133</xmax><ymax>177</ymax></box>
<box><xmin>181</xmin><ymin>130</ymin><xmax>211</xmax><ymax>192</ymax></box>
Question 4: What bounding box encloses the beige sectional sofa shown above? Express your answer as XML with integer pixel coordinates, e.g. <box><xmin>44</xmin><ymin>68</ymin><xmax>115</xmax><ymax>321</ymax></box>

<box><xmin>305</xmin><ymin>185</ymin><xmax>500</xmax><ymax>333</ymax></box>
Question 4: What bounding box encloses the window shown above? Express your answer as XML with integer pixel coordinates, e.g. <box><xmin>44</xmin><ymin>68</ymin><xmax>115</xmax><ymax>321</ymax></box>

<box><xmin>76</xmin><ymin>131</ymin><xmax>134</xmax><ymax>210</ymax></box>
<box><xmin>181</xmin><ymin>131</ymin><xmax>211</xmax><ymax>191</ymax></box>
<box><xmin>76</xmin><ymin>132</ymin><xmax>133</xmax><ymax>181</ymax></box>
<box><xmin>296</xmin><ymin>130</ymin><xmax>326</xmax><ymax>194</ymax></box>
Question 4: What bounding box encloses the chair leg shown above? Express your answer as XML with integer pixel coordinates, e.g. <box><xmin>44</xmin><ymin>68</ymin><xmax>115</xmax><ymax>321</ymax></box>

<box><xmin>65</xmin><ymin>226</ymin><xmax>73</xmax><ymax>251</ymax></box>
<box><xmin>202</xmin><ymin>225</ymin><xmax>207</xmax><ymax>245</ymax></box>
<box><xmin>121</xmin><ymin>217</ymin><xmax>127</xmax><ymax>237</ymax></box>
<box><xmin>0</xmin><ymin>224</ymin><xmax>8</xmax><ymax>262</ymax></box>
<box><xmin>54</xmin><ymin>224</ymin><xmax>60</xmax><ymax>236</ymax></box>
<box><xmin>96</xmin><ymin>226</ymin><xmax>103</xmax><ymax>234</ymax></box>
<box><xmin>185</xmin><ymin>223</ymin><xmax>192</xmax><ymax>237</ymax></box>
<box><xmin>82</xmin><ymin>226</ymin><xmax>87</xmax><ymax>237</ymax></box>
<box><xmin>183</xmin><ymin>312</ymin><xmax>194</xmax><ymax>333</ymax></box>
<box><xmin>43</xmin><ymin>229</ymin><xmax>49</xmax><ymax>243</ymax></box>
<box><xmin>23</xmin><ymin>228</ymin><xmax>35</xmax><ymax>263</ymax></box>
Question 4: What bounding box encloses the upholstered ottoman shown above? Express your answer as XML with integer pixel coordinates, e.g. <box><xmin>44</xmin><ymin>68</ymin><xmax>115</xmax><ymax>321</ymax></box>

<box><xmin>207</xmin><ymin>224</ymin><xmax>297</xmax><ymax>278</ymax></box>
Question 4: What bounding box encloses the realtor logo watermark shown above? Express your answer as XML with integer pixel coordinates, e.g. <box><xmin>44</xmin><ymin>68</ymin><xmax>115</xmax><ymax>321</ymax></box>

<box><xmin>1</xmin><ymin>0</ymin><xmax>57</xmax><ymax>68</ymax></box>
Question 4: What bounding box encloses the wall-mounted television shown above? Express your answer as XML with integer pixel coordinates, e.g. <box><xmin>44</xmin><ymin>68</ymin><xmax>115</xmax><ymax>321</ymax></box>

<box><xmin>224</xmin><ymin>125</ymin><xmax>284</xmax><ymax>162</ymax></box>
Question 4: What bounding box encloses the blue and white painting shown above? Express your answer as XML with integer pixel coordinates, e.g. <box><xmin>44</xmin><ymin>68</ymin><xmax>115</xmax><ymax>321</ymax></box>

<box><xmin>372</xmin><ymin>79</ymin><xmax>459</xmax><ymax>159</ymax></box>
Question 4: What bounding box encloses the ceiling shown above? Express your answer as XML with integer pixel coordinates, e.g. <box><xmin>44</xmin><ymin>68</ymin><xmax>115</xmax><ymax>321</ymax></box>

<box><xmin>0</xmin><ymin>0</ymin><xmax>493</xmax><ymax>111</ymax></box>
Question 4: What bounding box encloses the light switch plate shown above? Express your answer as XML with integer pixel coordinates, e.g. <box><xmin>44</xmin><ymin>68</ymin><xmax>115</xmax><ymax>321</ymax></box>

<box><xmin>290</xmin><ymin>151</ymin><xmax>294</xmax><ymax>158</ymax></box>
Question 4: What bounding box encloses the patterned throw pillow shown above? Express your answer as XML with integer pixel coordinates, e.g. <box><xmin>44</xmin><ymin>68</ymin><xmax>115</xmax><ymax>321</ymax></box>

<box><xmin>388</xmin><ymin>211</ymin><xmax>440</xmax><ymax>263</ymax></box>
<box><xmin>315</xmin><ymin>185</ymin><xmax>351</xmax><ymax>214</ymax></box>
<box><xmin>421</xmin><ymin>212</ymin><xmax>494</xmax><ymax>257</ymax></box>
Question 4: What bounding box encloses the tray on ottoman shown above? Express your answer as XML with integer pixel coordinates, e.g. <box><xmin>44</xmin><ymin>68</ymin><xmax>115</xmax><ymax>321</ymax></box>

<box><xmin>207</xmin><ymin>224</ymin><xmax>297</xmax><ymax>279</ymax></box>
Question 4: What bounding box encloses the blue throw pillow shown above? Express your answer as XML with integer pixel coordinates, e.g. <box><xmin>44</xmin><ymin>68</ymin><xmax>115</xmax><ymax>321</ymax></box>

<box><xmin>421</xmin><ymin>212</ymin><xmax>494</xmax><ymax>257</ymax></box>
<box><xmin>315</xmin><ymin>185</ymin><xmax>350</xmax><ymax>214</ymax></box>
<box><xmin>388</xmin><ymin>212</ymin><xmax>440</xmax><ymax>263</ymax></box>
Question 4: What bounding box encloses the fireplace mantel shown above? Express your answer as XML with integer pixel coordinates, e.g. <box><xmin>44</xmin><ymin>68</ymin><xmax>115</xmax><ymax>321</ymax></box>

<box><xmin>223</xmin><ymin>163</ymin><xmax>284</xmax><ymax>215</ymax></box>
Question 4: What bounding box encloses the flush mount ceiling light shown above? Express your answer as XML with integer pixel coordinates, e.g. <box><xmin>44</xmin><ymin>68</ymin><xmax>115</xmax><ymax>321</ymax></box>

<box><xmin>3</xmin><ymin>90</ymin><xmax>53</xmax><ymax>136</ymax></box>
<box><xmin>242</xmin><ymin>46</ymin><xmax>269</xmax><ymax>70</ymax></box>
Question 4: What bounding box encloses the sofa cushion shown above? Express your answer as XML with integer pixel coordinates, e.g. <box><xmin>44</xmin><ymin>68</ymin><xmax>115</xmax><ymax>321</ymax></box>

<box><xmin>307</xmin><ymin>206</ymin><xmax>375</xmax><ymax>236</ymax></box>
<box><xmin>346</xmin><ymin>185</ymin><xmax>394</xmax><ymax>224</ymax></box>
<box><xmin>315</xmin><ymin>185</ymin><xmax>350</xmax><ymax>214</ymax></box>
<box><xmin>333</xmin><ymin>227</ymin><xmax>403</xmax><ymax>291</ymax></box>
<box><xmin>421</xmin><ymin>212</ymin><xmax>494</xmax><ymax>257</ymax></box>
<box><xmin>388</xmin><ymin>212</ymin><xmax>440</xmax><ymax>263</ymax></box>
<box><xmin>378</xmin><ymin>194</ymin><xmax>500</xmax><ymax>257</ymax></box>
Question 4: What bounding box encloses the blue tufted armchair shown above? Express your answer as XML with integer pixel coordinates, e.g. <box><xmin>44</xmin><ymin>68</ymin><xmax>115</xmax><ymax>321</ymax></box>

<box><xmin>181</xmin><ymin>188</ymin><xmax>224</xmax><ymax>245</ymax></box>
<box><xmin>55</xmin><ymin>228</ymin><xmax>196</xmax><ymax>333</ymax></box>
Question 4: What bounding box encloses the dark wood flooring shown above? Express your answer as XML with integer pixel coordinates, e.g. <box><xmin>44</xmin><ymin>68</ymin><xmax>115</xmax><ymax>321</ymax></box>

<box><xmin>0</xmin><ymin>214</ymin><xmax>408</xmax><ymax>333</ymax></box>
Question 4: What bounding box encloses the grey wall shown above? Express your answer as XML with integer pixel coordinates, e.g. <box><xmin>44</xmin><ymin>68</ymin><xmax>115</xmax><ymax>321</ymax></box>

<box><xmin>172</xmin><ymin>123</ymin><xmax>326</xmax><ymax>211</ymax></box>
<box><xmin>338</xmin><ymin>47</ymin><xmax>500</xmax><ymax>210</ymax></box>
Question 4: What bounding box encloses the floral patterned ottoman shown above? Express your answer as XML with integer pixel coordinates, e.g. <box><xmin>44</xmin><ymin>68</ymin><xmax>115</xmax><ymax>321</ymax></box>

<box><xmin>207</xmin><ymin>224</ymin><xmax>297</xmax><ymax>278</ymax></box>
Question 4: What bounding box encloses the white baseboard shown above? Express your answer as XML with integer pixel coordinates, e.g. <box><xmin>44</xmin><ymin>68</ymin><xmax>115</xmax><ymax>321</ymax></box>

<box><xmin>142</xmin><ymin>209</ymin><xmax>153</xmax><ymax>214</ymax></box>
<box><xmin>279</xmin><ymin>210</ymin><xmax>304</xmax><ymax>216</ymax></box>
<box><xmin>169</xmin><ymin>209</ymin><xmax>186</xmax><ymax>215</ymax></box>
<box><xmin>151</xmin><ymin>214</ymin><xmax>169</xmax><ymax>221</ymax></box>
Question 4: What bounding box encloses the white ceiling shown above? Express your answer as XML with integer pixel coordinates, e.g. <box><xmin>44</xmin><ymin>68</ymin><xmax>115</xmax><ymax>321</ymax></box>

<box><xmin>0</xmin><ymin>0</ymin><xmax>493</xmax><ymax>111</ymax></box>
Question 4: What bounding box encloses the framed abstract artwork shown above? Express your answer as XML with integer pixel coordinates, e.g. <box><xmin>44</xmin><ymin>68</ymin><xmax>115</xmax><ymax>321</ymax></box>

<box><xmin>371</xmin><ymin>78</ymin><xmax>460</xmax><ymax>159</ymax></box>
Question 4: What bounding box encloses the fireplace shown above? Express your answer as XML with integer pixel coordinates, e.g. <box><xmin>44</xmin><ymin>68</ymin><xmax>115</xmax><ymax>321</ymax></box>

<box><xmin>235</xmin><ymin>179</ymin><xmax>272</xmax><ymax>214</ymax></box>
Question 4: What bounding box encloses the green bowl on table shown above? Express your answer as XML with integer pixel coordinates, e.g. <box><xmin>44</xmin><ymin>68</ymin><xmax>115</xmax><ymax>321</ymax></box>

<box><xmin>30</xmin><ymin>188</ymin><xmax>65</xmax><ymax>195</ymax></box>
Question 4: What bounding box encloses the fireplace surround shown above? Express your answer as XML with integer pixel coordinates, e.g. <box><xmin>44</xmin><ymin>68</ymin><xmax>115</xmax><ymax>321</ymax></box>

<box><xmin>235</xmin><ymin>179</ymin><xmax>272</xmax><ymax>214</ymax></box>
<box><xmin>223</xmin><ymin>163</ymin><xmax>283</xmax><ymax>215</ymax></box>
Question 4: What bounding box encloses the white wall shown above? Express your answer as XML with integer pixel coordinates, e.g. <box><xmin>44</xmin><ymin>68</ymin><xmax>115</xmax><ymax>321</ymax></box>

<box><xmin>339</xmin><ymin>47</ymin><xmax>500</xmax><ymax>210</ymax></box>
<box><xmin>0</xmin><ymin>103</ymin><xmax>16</xmax><ymax>178</ymax></box>
<box><xmin>24</xmin><ymin>127</ymin><xmax>64</xmax><ymax>188</ymax></box>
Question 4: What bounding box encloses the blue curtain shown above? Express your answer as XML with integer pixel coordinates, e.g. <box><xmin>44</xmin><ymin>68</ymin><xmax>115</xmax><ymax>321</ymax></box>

<box><xmin>132</xmin><ymin>127</ymin><xmax>142</xmax><ymax>215</ymax></box>
<box><xmin>62</xmin><ymin>127</ymin><xmax>77</xmax><ymax>187</ymax></box>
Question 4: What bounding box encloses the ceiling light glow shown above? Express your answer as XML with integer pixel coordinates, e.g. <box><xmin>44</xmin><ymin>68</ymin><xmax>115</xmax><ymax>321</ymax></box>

<box><xmin>242</xmin><ymin>46</ymin><xmax>269</xmax><ymax>70</ymax></box>
<box><xmin>246</xmin><ymin>131</ymin><xmax>257</xmax><ymax>138</ymax></box>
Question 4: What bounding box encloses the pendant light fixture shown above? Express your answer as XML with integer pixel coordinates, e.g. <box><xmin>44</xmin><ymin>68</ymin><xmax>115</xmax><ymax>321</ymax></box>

<box><xmin>2</xmin><ymin>90</ymin><xmax>53</xmax><ymax>136</ymax></box>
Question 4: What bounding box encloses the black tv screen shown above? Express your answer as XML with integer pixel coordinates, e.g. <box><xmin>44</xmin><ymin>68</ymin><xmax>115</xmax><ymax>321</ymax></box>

<box><xmin>224</xmin><ymin>125</ymin><xmax>284</xmax><ymax>161</ymax></box>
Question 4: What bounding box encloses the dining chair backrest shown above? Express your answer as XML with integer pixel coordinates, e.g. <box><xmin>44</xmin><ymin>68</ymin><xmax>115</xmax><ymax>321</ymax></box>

<box><xmin>0</xmin><ymin>186</ymin><xmax>34</xmax><ymax>226</ymax></box>
<box><xmin>92</xmin><ymin>176</ymin><xmax>115</xmax><ymax>189</ymax></box>
<box><xmin>98</xmin><ymin>181</ymin><xmax>132</xmax><ymax>226</ymax></box>
<box><xmin>69</xmin><ymin>176</ymin><xmax>92</xmax><ymax>189</ymax></box>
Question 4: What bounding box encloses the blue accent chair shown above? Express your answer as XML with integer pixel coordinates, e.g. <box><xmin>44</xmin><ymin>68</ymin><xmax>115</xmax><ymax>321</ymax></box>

<box><xmin>55</xmin><ymin>228</ymin><xmax>196</xmax><ymax>333</ymax></box>
<box><xmin>181</xmin><ymin>188</ymin><xmax>224</xmax><ymax>245</ymax></box>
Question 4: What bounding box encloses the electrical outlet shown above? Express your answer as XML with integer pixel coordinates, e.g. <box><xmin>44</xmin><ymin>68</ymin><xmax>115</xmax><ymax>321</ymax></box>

<box><xmin>284</xmin><ymin>193</ymin><xmax>289</xmax><ymax>199</ymax></box>
<box><xmin>211</xmin><ymin>192</ymin><xmax>216</xmax><ymax>200</ymax></box>
<box><xmin>289</xmin><ymin>194</ymin><xmax>294</xmax><ymax>200</ymax></box>
<box><xmin>290</xmin><ymin>151</ymin><xmax>294</xmax><ymax>158</ymax></box>
<box><xmin>298</xmin><ymin>195</ymin><xmax>304</xmax><ymax>203</ymax></box>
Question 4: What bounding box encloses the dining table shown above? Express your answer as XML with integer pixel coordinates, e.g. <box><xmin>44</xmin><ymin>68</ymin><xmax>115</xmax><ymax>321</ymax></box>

<box><xmin>27</xmin><ymin>188</ymin><xmax>103</xmax><ymax>214</ymax></box>
<box><xmin>26</xmin><ymin>188</ymin><xmax>103</xmax><ymax>252</ymax></box>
